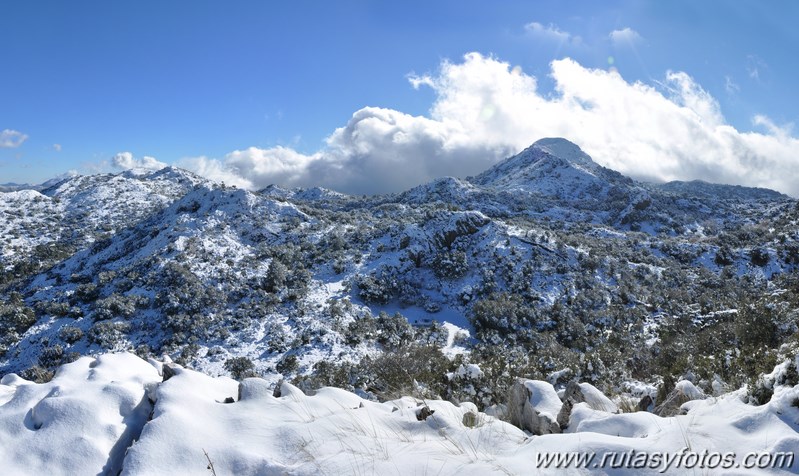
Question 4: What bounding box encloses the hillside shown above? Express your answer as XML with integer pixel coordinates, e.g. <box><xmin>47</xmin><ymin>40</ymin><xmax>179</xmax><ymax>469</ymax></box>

<box><xmin>1</xmin><ymin>137</ymin><xmax>798</xmax><ymax>419</ymax></box>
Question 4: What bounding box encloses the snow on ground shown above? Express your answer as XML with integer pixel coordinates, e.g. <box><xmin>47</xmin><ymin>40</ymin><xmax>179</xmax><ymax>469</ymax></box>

<box><xmin>0</xmin><ymin>353</ymin><xmax>159</xmax><ymax>476</ymax></box>
<box><xmin>1</xmin><ymin>353</ymin><xmax>798</xmax><ymax>475</ymax></box>
<box><xmin>368</xmin><ymin>301</ymin><xmax>472</xmax><ymax>329</ymax></box>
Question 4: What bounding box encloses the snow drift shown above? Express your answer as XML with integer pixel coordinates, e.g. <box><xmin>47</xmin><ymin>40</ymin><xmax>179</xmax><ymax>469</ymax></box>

<box><xmin>1</xmin><ymin>353</ymin><xmax>798</xmax><ymax>475</ymax></box>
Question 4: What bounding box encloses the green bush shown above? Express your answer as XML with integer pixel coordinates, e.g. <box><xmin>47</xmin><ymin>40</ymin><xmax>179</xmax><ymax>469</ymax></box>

<box><xmin>224</xmin><ymin>356</ymin><xmax>257</xmax><ymax>380</ymax></box>
<box><xmin>358</xmin><ymin>345</ymin><xmax>453</xmax><ymax>401</ymax></box>
<box><xmin>59</xmin><ymin>325</ymin><xmax>84</xmax><ymax>344</ymax></box>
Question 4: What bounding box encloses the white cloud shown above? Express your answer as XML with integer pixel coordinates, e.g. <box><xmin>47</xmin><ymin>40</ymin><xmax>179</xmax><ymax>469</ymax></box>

<box><xmin>725</xmin><ymin>76</ymin><xmax>740</xmax><ymax>94</ymax></box>
<box><xmin>226</xmin><ymin>146</ymin><xmax>316</xmax><ymax>184</ymax></box>
<box><xmin>609</xmin><ymin>27</ymin><xmax>643</xmax><ymax>46</ymax></box>
<box><xmin>524</xmin><ymin>22</ymin><xmax>581</xmax><ymax>45</ymax></box>
<box><xmin>747</xmin><ymin>55</ymin><xmax>768</xmax><ymax>82</ymax></box>
<box><xmin>0</xmin><ymin>129</ymin><xmax>28</xmax><ymax>148</ymax></box>
<box><xmin>181</xmin><ymin>52</ymin><xmax>799</xmax><ymax>197</ymax></box>
<box><xmin>53</xmin><ymin>143</ymin><xmax>62</xmax><ymax>152</ymax></box>
<box><xmin>177</xmin><ymin>155</ymin><xmax>253</xmax><ymax>189</ymax></box>
<box><xmin>111</xmin><ymin>152</ymin><xmax>167</xmax><ymax>171</ymax></box>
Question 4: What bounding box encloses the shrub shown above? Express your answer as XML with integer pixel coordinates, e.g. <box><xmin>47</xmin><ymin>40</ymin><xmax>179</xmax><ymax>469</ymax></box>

<box><xmin>93</xmin><ymin>293</ymin><xmax>146</xmax><ymax>321</ymax></box>
<box><xmin>0</xmin><ymin>302</ymin><xmax>37</xmax><ymax>333</ymax></box>
<box><xmin>20</xmin><ymin>366</ymin><xmax>54</xmax><ymax>383</ymax></box>
<box><xmin>38</xmin><ymin>344</ymin><xmax>64</xmax><ymax>368</ymax></box>
<box><xmin>431</xmin><ymin>250</ymin><xmax>469</xmax><ymax>279</ymax></box>
<box><xmin>224</xmin><ymin>357</ymin><xmax>256</xmax><ymax>380</ymax></box>
<box><xmin>735</xmin><ymin>303</ymin><xmax>779</xmax><ymax>350</ymax></box>
<box><xmin>74</xmin><ymin>283</ymin><xmax>100</xmax><ymax>303</ymax></box>
<box><xmin>359</xmin><ymin>345</ymin><xmax>453</xmax><ymax>401</ymax></box>
<box><xmin>355</xmin><ymin>274</ymin><xmax>392</xmax><ymax>304</ymax></box>
<box><xmin>88</xmin><ymin>321</ymin><xmax>131</xmax><ymax>349</ymax></box>
<box><xmin>263</xmin><ymin>260</ymin><xmax>288</xmax><ymax>293</ymax></box>
<box><xmin>59</xmin><ymin>325</ymin><xmax>84</xmax><ymax>344</ymax></box>
<box><xmin>276</xmin><ymin>354</ymin><xmax>299</xmax><ymax>375</ymax></box>
<box><xmin>469</xmin><ymin>293</ymin><xmax>536</xmax><ymax>334</ymax></box>
<box><xmin>345</xmin><ymin>315</ymin><xmax>378</xmax><ymax>346</ymax></box>
<box><xmin>714</xmin><ymin>246</ymin><xmax>734</xmax><ymax>266</ymax></box>
<box><xmin>749</xmin><ymin>248</ymin><xmax>770</xmax><ymax>267</ymax></box>
<box><xmin>375</xmin><ymin>312</ymin><xmax>414</xmax><ymax>350</ymax></box>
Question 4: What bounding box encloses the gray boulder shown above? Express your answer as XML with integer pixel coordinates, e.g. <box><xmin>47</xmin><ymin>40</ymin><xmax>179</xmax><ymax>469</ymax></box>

<box><xmin>507</xmin><ymin>379</ymin><xmax>562</xmax><ymax>435</ymax></box>
<box><xmin>557</xmin><ymin>381</ymin><xmax>619</xmax><ymax>429</ymax></box>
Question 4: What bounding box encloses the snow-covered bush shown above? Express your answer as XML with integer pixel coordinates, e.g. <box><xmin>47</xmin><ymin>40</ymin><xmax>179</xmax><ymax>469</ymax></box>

<box><xmin>88</xmin><ymin>320</ymin><xmax>131</xmax><ymax>349</ymax></box>
<box><xmin>354</xmin><ymin>273</ymin><xmax>393</xmax><ymax>304</ymax></box>
<box><xmin>430</xmin><ymin>249</ymin><xmax>469</xmax><ymax>279</ymax></box>
<box><xmin>0</xmin><ymin>296</ymin><xmax>37</xmax><ymax>333</ymax></box>
<box><xmin>345</xmin><ymin>314</ymin><xmax>378</xmax><ymax>346</ymax></box>
<box><xmin>224</xmin><ymin>356</ymin><xmax>257</xmax><ymax>380</ymax></box>
<box><xmin>358</xmin><ymin>345</ymin><xmax>453</xmax><ymax>400</ymax></box>
<box><xmin>375</xmin><ymin>311</ymin><xmax>414</xmax><ymax>350</ymax></box>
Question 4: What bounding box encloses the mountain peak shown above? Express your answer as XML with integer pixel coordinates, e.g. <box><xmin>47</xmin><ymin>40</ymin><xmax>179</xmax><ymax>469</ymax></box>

<box><xmin>528</xmin><ymin>137</ymin><xmax>594</xmax><ymax>168</ymax></box>
<box><xmin>470</xmin><ymin>137</ymin><xmax>613</xmax><ymax>192</ymax></box>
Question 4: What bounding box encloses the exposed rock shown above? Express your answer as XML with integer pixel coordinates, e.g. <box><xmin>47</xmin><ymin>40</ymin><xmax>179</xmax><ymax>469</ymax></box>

<box><xmin>576</xmin><ymin>382</ymin><xmax>619</xmax><ymax>413</ymax></box>
<box><xmin>433</xmin><ymin>211</ymin><xmax>489</xmax><ymax>249</ymax></box>
<box><xmin>462</xmin><ymin>411</ymin><xmax>479</xmax><ymax>428</ymax></box>
<box><xmin>638</xmin><ymin>395</ymin><xmax>654</xmax><ymax>412</ymax></box>
<box><xmin>507</xmin><ymin>379</ymin><xmax>561</xmax><ymax>435</ymax></box>
<box><xmin>556</xmin><ymin>398</ymin><xmax>574</xmax><ymax>429</ymax></box>
<box><xmin>563</xmin><ymin>381</ymin><xmax>586</xmax><ymax>404</ymax></box>
<box><xmin>556</xmin><ymin>382</ymin><xmax>586</xmax><ymax>430</ymax></box>
<box><xmin>557</xmin><ymin>381</ymin><xmax>618</xmax><ymax>429</ymax></box>
<box><xmin>416</xmin><ymin>406</ymin><xmax>435</xmax><ymax>421</ymax></box>
<box><xmin>162</xmin><ymin>363</ymin><xmax>178</xmax><ymax>382</ymax></box>
<box><xmin>655</xmin><ymin>380</ymin><xmax>706</xmax><ymax>416</ymax></box>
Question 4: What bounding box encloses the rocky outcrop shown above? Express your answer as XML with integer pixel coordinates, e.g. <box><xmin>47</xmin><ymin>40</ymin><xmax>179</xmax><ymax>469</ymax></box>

<box><xmin>637</xmin><ymin>395</ymin><xmax>654</xmax><ymax>412</ymax></box>
<box><xmin>507</xmin><ymin>379</ymin><xmax>562</xmax><ymax>435</ymax></box>
<box><xmin>654</xmin><ymin>380</ymin><xmax>706</xmax><ymax>416</ymax></box>
<box><xmin>416</xmin><ymin>405</ymin><xmax>435</xmax><ymax>421</ymax></box>
<box><xmin>557</xmin><ymin>381</ymin><xmax>619</xmax><ymax>429</ymax></box>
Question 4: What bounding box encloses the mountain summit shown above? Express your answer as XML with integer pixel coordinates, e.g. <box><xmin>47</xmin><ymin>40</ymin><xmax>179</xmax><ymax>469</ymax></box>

<box><xmin>471</xmin><ymin>138</ymin><xmax>632</xmax><ymax>201</ymax></box>
<box><xmin>521</xmin><ymin>137</ymin><xmax>597</xmax><ymax>168</ymax></box>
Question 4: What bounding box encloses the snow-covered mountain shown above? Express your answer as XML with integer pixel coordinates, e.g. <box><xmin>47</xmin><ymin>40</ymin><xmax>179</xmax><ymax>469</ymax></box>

<box><xmin>1</xmin><ymin>138</ymin><xmax>798</xmax><ymax>429</ymax></box>
<box><xmin>2</xmin><ymin>137</ymin><xmax>799</xmax><ymax>473</ymax></box>
<box><xmin>398</xmin><ymin>138</ymin><xmax>788</xmax><ymax>230</ymax></box>
<box><xmin>1</xmin><ymin>167</ymin><xmax>204</xmax><ymax>272</ymax></box>
<box><xmin>472</xmin><ymin>137</ymin><xmax>635</xmax><ymax>199</ymax></box>
<box><xmin>654</xmin><ymin>179</ymin><xmax>788</xmax><ymax>201</ymax></box>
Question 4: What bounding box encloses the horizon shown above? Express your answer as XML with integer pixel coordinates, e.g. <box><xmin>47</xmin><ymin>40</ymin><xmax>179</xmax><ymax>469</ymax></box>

<box><xmin>2</xmin><ymin>0</ymin><xmax>798</xmax><ymax>195</ymax></box>
<box><xmin>7</xmin><ymin>136</ymin><xmax>789</xmax><ymax>200</ymax></box>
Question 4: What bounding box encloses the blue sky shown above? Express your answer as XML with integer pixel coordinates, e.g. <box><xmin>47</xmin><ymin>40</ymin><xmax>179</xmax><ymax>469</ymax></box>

<box><xmin>2</xmin><ymin>0</ymin><xmax>798</xmax><ymax>195</ymax></box>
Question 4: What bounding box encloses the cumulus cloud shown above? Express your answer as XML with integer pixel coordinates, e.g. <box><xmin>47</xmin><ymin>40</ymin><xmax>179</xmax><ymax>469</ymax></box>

<box><xmin>609</xmin><ymin>27</ymin><xmax>643</xmax><ymax>46</ymax></box>
<box><xmin>181</xmin><ymin>52</ymin><xmax>799</xmax><ymax>196</ymax></box>
<box><xmin>178</xmin><ymin>146</ymin><xmax>318</xmax><ymax>190</ymax></box>
<box><xmin>0</xmin><ymin>129</ymin><xmax>28</xmax><ymax>148</ymax></box>
<box><xmin>111</xmin><ymin>152</ymin><xmax>167</xmax><ymax>171</ymax></box>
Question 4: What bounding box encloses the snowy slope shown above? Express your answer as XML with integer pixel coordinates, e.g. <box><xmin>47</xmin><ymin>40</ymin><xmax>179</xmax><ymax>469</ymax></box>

<box><xmin>0</xmin><ymin>167</ymin><xmax>203</xmax><ymax>271</ymax></box>
<box><xmin>0</xmin><ymin>353</ymin><xmax>159</xmax><ymax>476</ymax></box>
<box><xmin>472</xmin><ymin>138</ymin><xmax>635</xmax><ymax>200</ymax></box>
<box><xmin>1</xmin><ymin>137</ymin><xmax>798</xmax><ymax>426</ymax></box>
<box><xmin>1</xmin><ymin>353</ymin><xmax>798</xmax><ymax>475</ymax></box>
